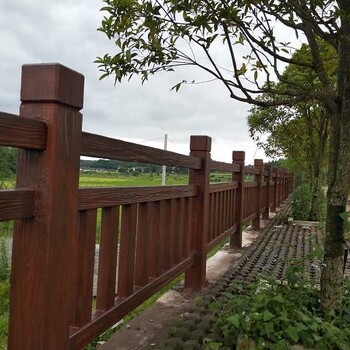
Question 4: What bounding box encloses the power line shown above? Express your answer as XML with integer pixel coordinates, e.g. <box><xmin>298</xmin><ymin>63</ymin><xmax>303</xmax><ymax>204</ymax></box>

<box><xmin>168</xmin><ymin>137</ymin><xmax>180</xmax><ymax>149</ymax></box>
<box><xmin>139</xmin><ymin>137</ymin><xmax>163</xmax><ymax>144</ymax></box>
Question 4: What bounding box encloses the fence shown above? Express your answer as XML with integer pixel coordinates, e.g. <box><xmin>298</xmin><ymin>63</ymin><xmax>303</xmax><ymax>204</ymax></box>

<box><xmin>0</xmin><ymin>63</ymin><xmax>292</xmax><ymax>349</ymax></box>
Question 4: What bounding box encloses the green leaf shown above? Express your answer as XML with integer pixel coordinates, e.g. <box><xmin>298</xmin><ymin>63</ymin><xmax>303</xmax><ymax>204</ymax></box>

<box><xmin>285</xmin><ymin>326</ymin><xmax>299</xmax><ymax>342</ymax></box>
<box><xmin>170</xmin><ymin>82</ymin><xmax>182</xmax><ymax>92</ymax></box>
<box><xmin>264</xmin><ymin>322</ymin><xmax>274</xmax><ymax>334</ymax></box>
<box><xmin>263</xmin><ymin>310</ymin><xmax>274</xmax><ymax>321</ymax></box>
<box><xmin>226</xmin><ymin>314</ymin><xmax>240</xmax><ymax>328</ymax></box>
<box><xmin>273</xmin><ymin>294</ymin><xmax>284</xmax><ymax>303</ymax></box>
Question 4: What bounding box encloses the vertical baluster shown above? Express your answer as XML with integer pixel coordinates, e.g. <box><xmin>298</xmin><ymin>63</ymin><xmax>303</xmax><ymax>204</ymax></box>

<box><xmin>96</xmin><ymin>206</ymin><xmax>120</xmax><ymax>311</ymax></box>
<box><xmin>74</xmin><ymin>209</ymin><xmax>97</xmax><ymax>325</ymax></box>
<box><xmin>159</xmin><ymin>200</ymin><xmax>171</xmax><ymax>270</ymax></box>
<box><xmin>117</xmin><ymin>204</ymin><xmax>138</xmax><ymax>297</ymax></box>
<box><xmin>148</xmin><ymin>201</ymin><xmax>161</xmax><ymax>277</ymax></box>
<box><xmin>134</xmin><ymin>203</ymin><xmax>149</xmax><ymax>286</ymax></box>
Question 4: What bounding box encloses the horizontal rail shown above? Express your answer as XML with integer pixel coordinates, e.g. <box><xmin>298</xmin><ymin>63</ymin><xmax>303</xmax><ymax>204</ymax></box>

<box><xmin>69</xmin><ymin>255</ymin><xmax>195</xmax><ymax>349</ymax></box>
<box><xmin>244</xmin><ymin>166</ymin><xmax>259</xmax><ymax>175</ymax></box>
<box><xmin>206</xmin><ymin>225</ymin><xmax>236</xmax><ymax>252</ymax></box>
<box><xmin>244</xmin><ymin>181</ymin><xmax>258</xmax><ymax>188</ymax></box>
<box><xmin>0</xmin><ymin>112</ymin><xmax>47</xmax><ymax>149</ymax></box>
<box><xmin>242</xmin><ymin>213</ymin><xmax>257</xmax><ymax>224</ymax></box>
<box><xmin>0</xmin><ymin>189</ymin><xmax>35</xmax><ymax>221</ymax></box>
<box><xmin>78</xmin><ymin>185</ymin><xmax>198</xmax><ymax>210</ymax></box>
<box><xmin>209</xmin><ymin>182</ymin><xmax>238</xmax><ymax>193</ymax></box>
<box><xmin>81</xmin><ymin>132</ymin><xmax>201</xmax><ymax>169</ymax></box>
<box><xmin>210</xmin><ymin>160</ymin><xmax>239</xmax><ymax>173</ymax></box>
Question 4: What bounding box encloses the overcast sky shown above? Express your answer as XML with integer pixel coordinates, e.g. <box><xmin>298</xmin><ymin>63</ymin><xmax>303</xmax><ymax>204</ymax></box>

<box><xmin>0</xmin><ymin>0</ymin><xmax>270</xmax><ymax>164</ymax></box>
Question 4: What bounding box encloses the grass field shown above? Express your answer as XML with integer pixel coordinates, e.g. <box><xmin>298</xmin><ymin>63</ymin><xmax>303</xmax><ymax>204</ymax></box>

<box><xmin>79</xmin><ymin>172</ymin><xmax>189</xmax><ymax>187</ymax></box>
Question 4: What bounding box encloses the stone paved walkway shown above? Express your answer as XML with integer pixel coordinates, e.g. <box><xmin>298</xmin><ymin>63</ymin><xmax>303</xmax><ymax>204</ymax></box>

<box><xmin>161</xmin><ymin>203</ymin><xmax>327</xmax><ymax>349</ymax></box>
<box><xmin>102</xmin><ymin>201</ymin><xmax>338</xmax><ymax>349</ymax></box>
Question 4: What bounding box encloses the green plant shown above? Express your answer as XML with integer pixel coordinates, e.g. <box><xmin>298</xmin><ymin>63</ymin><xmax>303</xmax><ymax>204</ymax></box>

<box><xmin>292</xmin><ymin>184</ymin><xmax>312</xmax><ymax>220</ymax></box>
<box><xmin>209</xmin><ymin>265</ymin><xmax>350</xmax><ymax>349</ymax></box>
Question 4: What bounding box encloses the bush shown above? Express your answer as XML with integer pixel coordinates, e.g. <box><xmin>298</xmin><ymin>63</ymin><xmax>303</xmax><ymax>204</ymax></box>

<box><xmin>209</xmin><ymin>265</ymin><xmax>350</xmax><ymax>350</ymax></box>
<box><xmin>292</xmin><ymin>184</ymin><xmax>312</xmax><ymax>220</ymax></box>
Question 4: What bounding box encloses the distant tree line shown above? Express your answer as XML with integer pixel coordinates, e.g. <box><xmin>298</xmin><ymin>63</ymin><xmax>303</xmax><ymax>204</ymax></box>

<box><xmin>0</xmin><ymin>147</ymin><xmax>16</xmax><ymax>179</ymax></box>
<box><xmin>80</xmin><ymin>159</ymin><xmax>188</xmax><ymax>175</ymax></box>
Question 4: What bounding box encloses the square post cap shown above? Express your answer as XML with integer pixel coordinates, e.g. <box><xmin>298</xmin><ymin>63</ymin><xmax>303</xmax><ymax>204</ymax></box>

<box><xmin>190</xmin><ymin>135</ymin><xmax>211</xmax><ymax>151</ymax></box>
<box><xmin>232</xmin><ymin>151</ymin><xmax>245</xmax><ymax>162</ymax></box>
<box><xmin>21</xmin><ymin>63</ymin><xmax>84</xmax><ymax>109</ymax></box>
<box><xmin>254</xmin><ymin>159</ymin><xmax>264</xmax><ymax>167</ymax></box>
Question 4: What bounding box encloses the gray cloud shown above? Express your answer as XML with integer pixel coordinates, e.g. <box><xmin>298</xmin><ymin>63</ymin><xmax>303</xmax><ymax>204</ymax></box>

<box><xmin>0</xmin><ymin>0</ymin><xmax>267</xmax><ymax>164</ymax></box>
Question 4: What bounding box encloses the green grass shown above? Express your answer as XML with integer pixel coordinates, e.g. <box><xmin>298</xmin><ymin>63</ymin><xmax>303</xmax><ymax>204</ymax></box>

<box><xmin>79</xmin><ymin>171</ymin><xmax>233</xmax><ymax>187</ymax></box>
<box><xmin>79</xmin><ymin>172</ymin><xmax>189</xmax><ymax>187</ymax></box>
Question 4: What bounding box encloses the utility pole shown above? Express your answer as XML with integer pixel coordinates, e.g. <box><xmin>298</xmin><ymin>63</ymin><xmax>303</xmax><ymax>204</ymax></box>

<box><xmin>161</xmin><ymin>134</ymin><xmax>168</xmax><ymax>186</ymax></box>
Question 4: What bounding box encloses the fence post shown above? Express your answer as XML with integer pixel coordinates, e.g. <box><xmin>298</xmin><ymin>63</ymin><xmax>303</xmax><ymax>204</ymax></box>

<box><xmin>231</xmin><ymin>151</ymin><xmax>245</xmax><ymax>248</ymax></box>
<box><xmin>280</xmin><ymin>170</ymin><xmax>284</xmax><ymax>204</ymax></box>
<box><xmin>8</xmin><ymin>64</ymin><xmax>84</xmax><ymax>350</ymax></box>
<box><xmin>262</xmin><ymin>165</ymin><xmax>271</xmax><ymax>220</ymax></box>
<box><xmin>184</xmin><ymin>135</ymin><xmax>211</xmax><ymax>290</ymax></box>
<box><xmin>252</xmin><ymin>159</ymin><xmax>263</xmax><ymax>230</ymax></box>
<box><xmin>272</xmin><ymin>167</ymin><xmax>278</xmax><ymax>211</ymax></box>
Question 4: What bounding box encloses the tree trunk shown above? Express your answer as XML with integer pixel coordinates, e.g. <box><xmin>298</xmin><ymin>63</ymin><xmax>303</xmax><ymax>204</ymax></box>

<box><xmin>320</xmin><ymin>2</ymin><xmax>350</xmax><ymax>314</ymax></box>
<box><xmin>320</xmin><ymin>109</ymin><xmax>350</xmax><ymax>314</ymax></box>
<box><xmin>307</xmin><ymin>107</ymin><xmax>328</xmax><ymax>222</ymax></box>
<box><xmin>309</xmin><ymin>176</ymin><xmax>323</xmax><ymax>221</ymax></box>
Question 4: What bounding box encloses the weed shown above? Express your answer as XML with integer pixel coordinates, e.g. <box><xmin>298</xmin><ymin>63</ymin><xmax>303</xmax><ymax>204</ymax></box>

<box><xmin>209</xmin><ymin>264</ymin><xmax>350</xmax><ymax>349</ymax></box>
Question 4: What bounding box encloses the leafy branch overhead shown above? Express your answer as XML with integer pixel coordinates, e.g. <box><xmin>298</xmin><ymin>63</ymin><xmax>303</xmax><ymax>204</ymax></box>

<box><xmin>97</xmin><ymin>0</ymin><xmax>350</xmax><ymax>316</ymax></box>
<box><xmin>96</xmin><ymin>0</ymin><xmax>338</xmax><ymax>108</ymax></box>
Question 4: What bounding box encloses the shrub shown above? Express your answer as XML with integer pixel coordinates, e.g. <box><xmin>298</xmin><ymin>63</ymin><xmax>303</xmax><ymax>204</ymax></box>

<box><xmin>209</xmin><ymin>265</ymin><xmax>350</xmax><ymax>350</ymax></box>
<box><xmin>292</xmin><ymin>184</ymin><xmax>312</xmax><ymax>220</ymax></box>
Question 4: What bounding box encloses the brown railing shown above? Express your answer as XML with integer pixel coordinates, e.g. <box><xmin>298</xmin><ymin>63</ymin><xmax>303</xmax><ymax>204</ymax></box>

<box><xmin>0</xmin><ymin>63</ymin><xmax>293</xmax><ymax>350</ymax></box>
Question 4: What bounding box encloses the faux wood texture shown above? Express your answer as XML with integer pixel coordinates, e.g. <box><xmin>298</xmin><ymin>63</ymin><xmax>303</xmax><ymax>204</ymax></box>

<box><xmin>244</xmin><ymin>181</ymin><xmax>258</xmax><ymax>188</ymax></box>
<box><xmin>81</xmin><ymin>132</ymin><xmax>201</xmax><ymax>169</ymax></box>
<box><xmin>148</xmin><ymin>202</ymin><xmax>161</xmax><ymax>277</ymax></box>
<box><xmin>134</xmin><ymin>203</ymin><xmax>149</xmax><ymax>286</ymax></box>
<box><xmin>0</xmin><ymin>112</ymin><xmax>47</xmax><ymax>149</ymax></box>
<box><xmin>0</xmin><ymin>189</ymin><xmax>35</xmax><ymax>221</ymax></box>
<box><xmin>9</xmin><ymin>99</ymin><xmax>82</xmax><ymax>349</ymax></box>
<box><xmin>21</xmin><ymin>64</ymin><xmax>84</xmax><ymax>109</ymax></box>
<box><xmin>206</xmin><ymin>225</ymin><xmax>237</xmax><ymax>252</ymax></box>
<box><xmin>78</xmin><ymin>185</ymin><xmax>197</xmax><ymax>210</ymax></box>
<box><xmin>244</xmin><ymin>166</ymin><xmax>260</xmax><ymax>175</ymax></box>
<box><xmin>210</xmin><ymin>160</ymin><xmax>240</xmax><ymax>172</ymax></box>
<box><xmin>69</xmin><ymin>255</ymin><xmax>195</xmax><ymax>350</ymax></box>
<box><xmin>117</xmin><ymin>204</ymin><xmax>138</xmax><ymax>297</ymax></box>
<box><xmin>252</xmin><ymin>161</ymin><xmax>263</xmax><ymax>230</ymax></box>
<box><xmin>209</xmin><ymin>181</ymin><xmax>238</xmax><ymax>193</ymax></box>
<box><xmin>159</xmin><ymin>200</ymin><xmax>171</xmax><ymax>271</ymax></box>
<box><xmin>185</xmin><ymin>136</ymin><xmax>211</xmax><ymax>289</ymax></box>
<box><xmin>231</xmin><ymin>153</ymin><xmax>245</xmax><ymax>249</ymax></box>
<box><xmin>169</xmin><ymin>199</ymin><xmax>178</xmax><ymax>266</ymax></box>
<box><xmin>73</xmin><ymin>209</ymin><xmax>97</xmax><ymax>326</ymax></box>
<box><xmin>4</xmin><ymin>63</ymin><xmax>294</xmax><ymax>350</ymax></box>
<box><xmin>96</xmin><ymin>206</ymin><xmax>120</xmax><ymax>311</ymax></box>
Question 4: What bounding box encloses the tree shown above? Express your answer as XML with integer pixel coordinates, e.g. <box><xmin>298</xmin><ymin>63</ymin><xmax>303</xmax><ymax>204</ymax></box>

<box><xmin>249</xmin><ymin>103</ymin><xmax>329</xmax><ymax>221</ymax></box>
<box><xmin>248</xmin><ymin>45</ymin><xmax>331</xmax><ymax>221</ymax></box>
<box><xmin>0</xmin><ymin>147</ymin><xmax>16</xmax><ymax>180</ymax></box>
<box><xmin>96</xmin><ymin>0</ymin><xmax>350</xmax><ymax>314</ymax></box>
